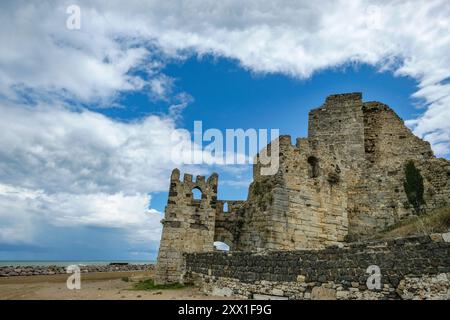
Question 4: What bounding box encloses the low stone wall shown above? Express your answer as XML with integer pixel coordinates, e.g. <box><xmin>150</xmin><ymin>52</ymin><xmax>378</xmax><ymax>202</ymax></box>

<box><xmin>0</xmin><ymin>264</ymin><xmax>154</xmax><ymax>277</ymax></box>
<box><xmin>185</xmin><ymin>234</ymin><xmax>450</xmax><ymax>300</ymax></box>
<box><xmin>191</xmin><ymin>272</ymin><xmax>450</xmax><ymax>300</ymax></box>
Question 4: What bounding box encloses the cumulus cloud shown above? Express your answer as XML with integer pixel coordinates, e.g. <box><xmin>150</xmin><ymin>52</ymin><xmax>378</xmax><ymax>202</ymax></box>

<box><xmin>0</xmin><ymin>102</ymin><xmax>190</xmax><ymax>194</ymax></box>
<box><xmin>0</xmin><ymin>100</ymin><xmax>214</xmax><ymax>247</ymax></box>
<box><xmin>0</xmin><ymin>183</ymin><xmax>162</xmax><ymax>244</ymax></box>
<box><xmin>105</xmin><ymin>0</ymin><xmax>450</xmax><ymax>156</ymax></box>
<box><xmin>1</xmin><ymin>0</ymin><xmax>450</xmax><ymax>251</ymax></box>
<box><xmin>2</xmin><ymin>0</ymin><xmax>449</xmax><ymax>154</ymax></box>
<box><xmin>0</xmin><ymin>101</ymin><xmax>176</xmax><ymax>246</ymax></box>
<box><xmin>0</xmin><ymin>2</ymin><xmax>147</xmax><ymax>104</ymax></box>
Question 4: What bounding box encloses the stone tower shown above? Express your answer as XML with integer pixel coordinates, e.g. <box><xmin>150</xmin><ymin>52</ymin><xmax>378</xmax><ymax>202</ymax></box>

<box><xmin>154</xmin><ymin>169</ymin><xmax>218</xmax><ymax>284</ymax></box>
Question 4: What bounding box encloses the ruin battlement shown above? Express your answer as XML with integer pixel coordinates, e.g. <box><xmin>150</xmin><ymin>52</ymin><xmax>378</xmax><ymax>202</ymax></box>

<box><xmin>324</xmin><ymin>92</ymin><xmax>362</xmax><ymax>105</ymax></box>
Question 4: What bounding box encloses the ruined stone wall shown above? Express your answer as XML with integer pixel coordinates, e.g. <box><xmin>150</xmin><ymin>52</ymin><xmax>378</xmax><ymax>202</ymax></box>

<box><xmin>185</xmin><ymin>234</ymin><xmax>450</xmax><ymax>300</ymax></box>
<box><xmin>239</xmin><ymin>93</ymin><xmax>450</xmax><ymax>245</ymax></box>
<box><xmin>230</xmin><ymin>170</ymin><xmax>286</xmax><ymax>251</ymax></box>
<box><xmin>238</xmin><ymin>137</ymin><xmax>348</xmax><ymax>250</ymax></box>
<box><xmin>308</xmin><ymin>93</ymin><xmax>366</xmax><ymax>176</ymax></box>
<box><xmin>234</xmin><ymin>94</ymin><xmax>367</xmax><ymax>250</ymax></box>
<box><xmin>156</xmin><ymin>93</ymin><xmax>450</xmax><ymax>284</ymax></box>
<box><xmin>214</xmin><ymin>200</ymin><xmax>246</xmax><ymax>250</ymax></box>
<box><xmin>419</xmin><ymin>158</ymin><xmax>450</xmax><ymax>209</ymax></box>
<box><xmin>347</xmin><ymin>102</ymin><xmax>450</xmax><ymax>238</ymax></box>
<box><xmin>154</xmin><ymin>169</ymin><xmax>218</xmax><ymax>284</ymax></box>
<box><xmin>362</xmin><ymin>102</ymin><xmax>433</xmax><ymax>165</ymax></box>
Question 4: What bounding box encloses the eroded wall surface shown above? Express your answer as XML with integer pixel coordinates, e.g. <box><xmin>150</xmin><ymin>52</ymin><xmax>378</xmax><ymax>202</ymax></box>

<box><xmin>186</xmin><ymin>234</ymin><xmax>450</xmax><ymax>300</ymax></box>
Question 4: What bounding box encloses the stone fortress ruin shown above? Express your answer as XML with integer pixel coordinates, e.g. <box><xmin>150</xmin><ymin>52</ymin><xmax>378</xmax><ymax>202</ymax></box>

<box><xmin>155</xmin><ymin>93</ymin><xmax>450</xmax><ymax>299</ymax></box>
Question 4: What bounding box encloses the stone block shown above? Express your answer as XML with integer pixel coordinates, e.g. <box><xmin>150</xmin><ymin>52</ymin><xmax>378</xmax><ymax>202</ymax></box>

<box><xmin>311</xmin><ymin>287</ymin><xmax>336</xmax><ymax>300</ymax></box>
<box><xmin>442</xmin><ymin>233</ymin><xmax>450</xmax><ymax>243</ymax></box>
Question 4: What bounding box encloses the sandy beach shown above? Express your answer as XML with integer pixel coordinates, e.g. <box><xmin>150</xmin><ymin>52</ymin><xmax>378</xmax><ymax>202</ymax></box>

<box><xmin>0</xmin><ymin>271</ymin><xmax>232</xmax><ymax>300</ymax></box>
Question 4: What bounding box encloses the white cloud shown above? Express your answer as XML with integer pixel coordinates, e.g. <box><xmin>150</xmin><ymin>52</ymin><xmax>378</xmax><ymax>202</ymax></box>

<box><xmin>0</xmin><ymin>101</ymin><xmax>215</xmax><ymax>246</ymax></box>
<box><xmin>0</xmin><ymin>99</ymin><xmax>178</xmax><ymax>246</ymax></box>
<box><xmin>111</xmin><ymin>0</ymin><xmax>450</xmax><ymax>156</ymax></box>
<box><xmin>2</xmin><ymin>0</ymin><xmax>449</xmax><ymax>154</ymax></box>
<box><xmin>0</xmin><ymin>183</ymin><xmax>162</xmax><ymax>244</ymax></box>
<box><xmin>0</xmin><ymin>2</ymin><xmax>148</xmax><ymax>104</ymax></box>
<box><xmin>1</xmin><ymin>0</ymin><xmax>450</xmax><ymax>249</ymax></box>
<box><xmin>149</xmin><ymin>75</ymin><xmax>174</xmax><ymax>100</ymax></box>
<box><xmin>0</xmin><ymin>102</ymin><xmax>187</xmax><ymax>194</ymax></box>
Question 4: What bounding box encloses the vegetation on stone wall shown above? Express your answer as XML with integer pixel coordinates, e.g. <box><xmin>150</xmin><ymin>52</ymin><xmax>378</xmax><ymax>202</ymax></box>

<box><xmin>252</xmin><ymin>180</ymin><xmax>274</xmax><ymax>210</ymax></box>
<box><xmin>376</xmin><ymin>205</ymin><xmax>450</xmax><ymax>239</ymax></box>
<box><xmin>403</xmin><ymin>160</ymin><xmax>425</xmax><ymax>214</ymax></box>
<box><xmin>132</xmin><ymin>279</ymin><xmax>185</xmax><ymax>290</ymax></box>
<box><xmin>327</xmin><ymin>172</ymin><xmax>340</xmax><ymax>185</ymax></box>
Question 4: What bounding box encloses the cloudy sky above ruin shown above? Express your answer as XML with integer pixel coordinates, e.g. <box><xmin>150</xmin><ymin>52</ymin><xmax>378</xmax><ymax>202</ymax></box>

<box><xmin>0</xmin><ymin>0</ymin><xmax>449</xmax><ymax>260</ymax></box>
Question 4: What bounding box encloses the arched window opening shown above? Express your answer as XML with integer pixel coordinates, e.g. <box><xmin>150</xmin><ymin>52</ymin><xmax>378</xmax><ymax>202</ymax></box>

<box><xmin>214</xmin><ymin>241</ymin><xmax>230</xmax><ymax>251</ymax></box>
<box><xmin>192</xmin><ymin>187</ymin><xmax>202</xmax><ymax>200</ymax></box>
<box><xmin>223</xmin><ymin>202</ymin><xmax>229</xmax><ymax>213</ymax></box>
<box><xmin>307</xmin><ymin>156</ymin><xmax>320</xmax><ymax>178</ymax></box>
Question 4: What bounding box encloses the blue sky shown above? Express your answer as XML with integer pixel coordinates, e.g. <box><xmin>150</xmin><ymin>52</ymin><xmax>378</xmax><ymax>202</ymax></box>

<box><xmin>0</xmin><ymin>1</ymin><xmax>449</xmax><ymax>261</ymax></box>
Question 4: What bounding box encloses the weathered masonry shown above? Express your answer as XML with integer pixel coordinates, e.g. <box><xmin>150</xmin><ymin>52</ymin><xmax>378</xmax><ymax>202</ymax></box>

<box><xmin>185</xmin><ymin>235</ymin><xmax>450</xmax><ymax>300</ymax></box>
<box><xmin>155</xmin><ymin>93</ymin><xmax>450</xmax><ymax>285</ymax></box>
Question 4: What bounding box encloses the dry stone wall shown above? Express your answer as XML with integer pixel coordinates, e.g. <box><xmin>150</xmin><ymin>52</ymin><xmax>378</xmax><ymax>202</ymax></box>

<box><xmin>185</xmin><ymin>234</ymin><xmax>450</xmax><ymax>300</ymax></box>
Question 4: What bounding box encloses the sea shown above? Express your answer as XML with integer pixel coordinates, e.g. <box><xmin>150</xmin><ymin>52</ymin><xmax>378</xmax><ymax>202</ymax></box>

<box><xmin>0</xmin><ymin>260</ymin><xmax>156</xmax><ymax>267</ymax></box>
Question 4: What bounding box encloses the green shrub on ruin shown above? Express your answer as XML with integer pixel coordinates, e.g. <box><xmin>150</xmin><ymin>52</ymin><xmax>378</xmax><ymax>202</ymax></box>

<box><xmin>132</xmin><ymin>279</ymin><xmax>185</xmax><ymax>290</ymax></box>
<box><xmin>403</xmin><ymin>160</ymin><xmax>425</xmax><ymax>215</ymax></box>
<box><xmin>252</xmin><ymin>180</ymin><xmax>274</xmax><ymax>210</ymax></box>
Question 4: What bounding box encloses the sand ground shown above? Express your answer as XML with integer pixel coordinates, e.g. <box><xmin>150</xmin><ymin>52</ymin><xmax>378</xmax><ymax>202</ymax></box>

<box><xmin>0</xmin><ymin>271</ymin><xmax>232</xmax><ymax>300</ymax></box>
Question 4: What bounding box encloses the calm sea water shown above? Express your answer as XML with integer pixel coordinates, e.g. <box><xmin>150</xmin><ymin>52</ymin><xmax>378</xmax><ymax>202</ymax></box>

<box><xmin>0</xmin><ymin>261</ymin><xmax>156</xmax><ymax>267</ymax></box>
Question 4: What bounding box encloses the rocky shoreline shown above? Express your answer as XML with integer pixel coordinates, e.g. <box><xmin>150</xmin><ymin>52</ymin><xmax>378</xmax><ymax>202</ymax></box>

<box><xmin>0</xmin><ymin>264</ymin><xmax>154</xmax><ymax>277</ymax></box>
